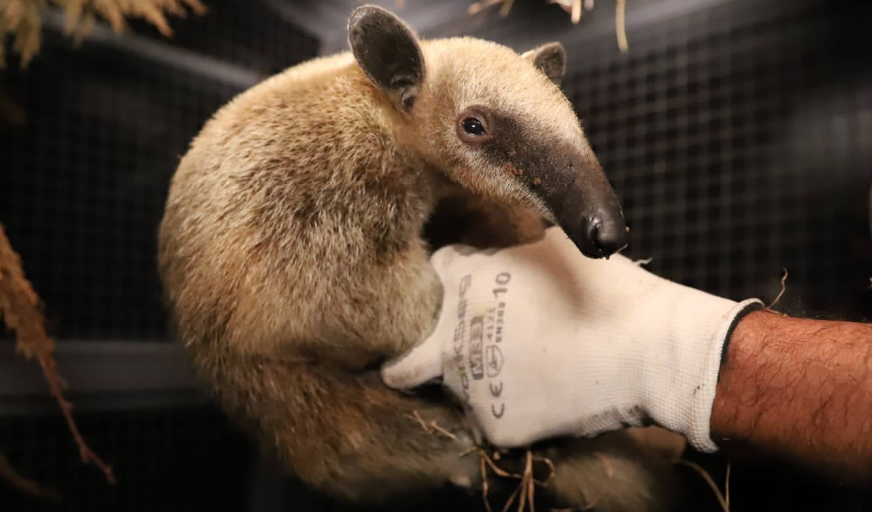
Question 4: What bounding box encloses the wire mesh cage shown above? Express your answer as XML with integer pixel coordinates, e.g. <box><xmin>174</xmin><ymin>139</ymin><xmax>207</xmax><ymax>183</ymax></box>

<box><xmin>2</xmin><ymin>0</ymin><xmax>872</xmax><ymax>511</ymax></box>
<box><xmin>424</xmin><ymin>0</ymin><xmax>872</xmax><ymax>323</ymax></box>
<box><xmin>1</xmin><ymin>0</ymin><xmax>319</xmax><ymax>341</ymax></box>
<box><xmin>1</xmin><ymin>1</ymin><xmax>318</xmax><ymax>510</ymax></box>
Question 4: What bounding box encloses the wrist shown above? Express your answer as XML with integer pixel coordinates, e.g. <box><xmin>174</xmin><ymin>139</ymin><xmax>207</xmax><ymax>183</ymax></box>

<box><xmin>711</xmin><ymin>312</ymin><xmax>872</xmax><ymax>483</ymax></box>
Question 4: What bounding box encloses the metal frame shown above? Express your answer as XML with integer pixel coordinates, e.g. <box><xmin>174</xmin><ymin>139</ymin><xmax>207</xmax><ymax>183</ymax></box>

<box><xmin>41</xmin><ymin>10</ymin><xmax>263</xmax><ymax>90</ymax></box>
<box><xmin>0</xmin><ymin>340</ymin><xmax>204</xmax><ymax>415</ymax></box>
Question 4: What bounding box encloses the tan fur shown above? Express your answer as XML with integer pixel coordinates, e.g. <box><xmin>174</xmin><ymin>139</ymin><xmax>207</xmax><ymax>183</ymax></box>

<box><xmin>159</xmin><ymin>23</ymin><xmax>679</xmax><ymax>511</ymax></box>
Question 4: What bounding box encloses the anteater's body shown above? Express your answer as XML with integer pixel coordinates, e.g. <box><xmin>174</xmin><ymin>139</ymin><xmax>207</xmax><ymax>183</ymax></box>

<box><xmin>158</xmin><ymin>6</ymin><xmax>679</xmax><ymax>511</ymax></box>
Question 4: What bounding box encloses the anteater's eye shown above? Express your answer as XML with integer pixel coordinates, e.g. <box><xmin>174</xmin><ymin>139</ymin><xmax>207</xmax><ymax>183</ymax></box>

<box><xmin>456</xmin><ymin>107</ymin><xmax>491</xmax><ymax>143</ymax></box>
<box><xmin>462</xmin><ymin>117</ymin><xmax>486</xmax><ymax>136</ymax></box>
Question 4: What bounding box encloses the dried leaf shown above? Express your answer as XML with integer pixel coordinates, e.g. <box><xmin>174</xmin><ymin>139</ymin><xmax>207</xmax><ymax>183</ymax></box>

<box><xmin>166</xmin><ymin>0</ymin><xmax>189</xmax><ymax>19</ymax></box>
<box><xmin>93</xmin><ymin>0</ymin><xmax>126</xmax><ymax>33</ymax></box>
<box><xmin>3</xmin><ymin>0</ymin><xmax>26</xmax><ymax>30</ymax></box>
<box><xmin>69</xmin><ymin>9</ymin><xmax>93</xmax><ymax>46</ymax></box>
<box><xmin>14</xmin><ymin>3</ymin><xmax>42</xmax><ymax>68</ymax></box>
<box><xmin>181</xmin><ymin>0</ymin><xmax>206</xmax><ymax>16</ymax></box>
<box><xmin>0</xmin><ymin>18</ymin><xmax>7</xmax><ymax>68</ymax></box>
<box><xmin>138</xmin><ymin>3</ymin><xmax>172</xmax><ymax>36</ymax></box>
<box><xmin>60</xmin><ymin>0</ymin><xmax>87</xmax><ymax>35</ymax></box>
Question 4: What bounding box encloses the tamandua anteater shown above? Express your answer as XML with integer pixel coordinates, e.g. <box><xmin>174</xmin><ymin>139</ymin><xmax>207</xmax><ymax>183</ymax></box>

<box><xmin>158</xmin><ymin>5</ymin><xmax>681</xmax><ymax>511</ymax></box>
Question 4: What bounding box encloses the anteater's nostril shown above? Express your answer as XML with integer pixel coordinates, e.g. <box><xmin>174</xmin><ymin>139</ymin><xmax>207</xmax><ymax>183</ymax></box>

<box><xmin>589</xmin><ymin>217</ymin><xmax>629</xmax><ymax>258</ymax></box>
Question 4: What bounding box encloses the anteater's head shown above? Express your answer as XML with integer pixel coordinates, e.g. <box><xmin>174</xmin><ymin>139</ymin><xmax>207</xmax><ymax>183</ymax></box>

<box><xmin>349</xmin><ymin>5</ymin><xmax>628</xmax><ymax>258</ymax></box>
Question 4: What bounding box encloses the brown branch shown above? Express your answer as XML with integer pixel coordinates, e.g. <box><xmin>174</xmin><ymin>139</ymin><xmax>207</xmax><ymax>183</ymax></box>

<box><xmin>0</xmin><ymin>220</ymin><xmax>116</xmax><ymax>485</ymax></box>
<box><xmin>0</xmin><ymin>451</ymin><xmax>61</xmax><ymax>502</ymax></box>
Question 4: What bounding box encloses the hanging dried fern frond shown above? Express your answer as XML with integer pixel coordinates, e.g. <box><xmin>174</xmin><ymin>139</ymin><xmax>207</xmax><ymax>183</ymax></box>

<box><xmin>1</xmin><ymin>0</ymin><xmax>44</xmax><ymax>67</ymax></box>
<box><xmin>0</xmin><ymin>220</ymin><xmax>116</xmax><ymax>485</ymax></box>
<box><xmin>11</xmin><ymin>0</ymin><xmax>43</xmax><ymax>66</ymax></box>
<box><xmin>0</xmin><ymin>0</ymin><xmax>208</xmax><ymax>69</ymax></box>
<box><xmin>0</xmin><ymin>13</ymin><xmax>6</xmax><ymax>67</ymax></box>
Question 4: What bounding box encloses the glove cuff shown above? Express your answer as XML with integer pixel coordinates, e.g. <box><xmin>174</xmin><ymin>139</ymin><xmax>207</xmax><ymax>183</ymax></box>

<box><xmin>687</xmin><ymin>298</ymin><xmax>764</xmax><ymax>452</ymax></box>
<box><xmin>642</xmin><ymin>295</ymin><xmax>763</xmax><ymax>453</ymax></box>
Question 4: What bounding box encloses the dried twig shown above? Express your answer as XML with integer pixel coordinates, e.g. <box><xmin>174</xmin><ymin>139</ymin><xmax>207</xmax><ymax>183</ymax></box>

<box><xmin>725</xmin><ymin>461</ymin><xmax>731</xmax><ymax>510</ymax></box>
<box><xmin>429</xmin><ymin>421</ymin><xmax>460</xmax><ymax>441</ymax></box>
<box><xmin>409</xmin><ymin>410</ymin><xmax>431</xmax><ymax>432</ymax></box>
<box><xmin>500</xmin><ymin>479</ymin><xmax>523</xmax><ymax>512</ymax></box>
<box><xmin>472</xmin><ymin>0</ymin><xmax>630</xmax><ymax>51</ymax></box>
<box><xmin>0</xmin><ymin>451</ymin><xmax>61</xmax><ymax>502</ymax></box>
<box><xmin>480</xmin><ymin>455</ymin><xmax>495</xmax><ymax>512</ymax></box>
<box><xmin>615</xmin><ymin>0</ymin><xmax>627</xmax><ymax>52</ymax></box>
<box><xmin>0</xmin><ymin>220</ymin><xmax>115</xmax><ymax>485</ymax></box>
<box><xmin>570</xmin><ymin>0</ymin><xmax>581</xmax><ymax>24</ymax></box>
<box><xmin>767</xmin><ymin>268</ymin><xmax>788</xmax><ymax>310</ymax></box>
<box><xmin>407</xmin><ymin>411</ymin><xmax>460</xmax><ymax>441</ymax></box>
<box><xmin>595</xmin><ymin>452</ymin><xmax>614</xmax><ymax>478</ymax></box>
<box><xmin>577</xmin><ymin>452</ymin><xmax>614</xmax><ymax>510</ymax></box>
<box><xmin>474</xmin><ymin>448</ymin><xmax>558</xmax><ymax>512</ymax></box>
<box><xmin>531</xmin><ymin>455</ymin><xmax>555</xmax><ymax>486</ymax></box>
<box><xmin>498</xmin><ymin>0</ymin><xmax>515</xmax><ymax>17</ymax></box>
<box><xmin>580</xmin><ymin>492</ymin><xmax>603</xmax><ymax>511</ymax></box>
<box><xmin>468</xmin><ymin>0</ymin><xmax>505</xmax><ymax>16</ymax></box>
<box><xmin>356</xmin><ymin>0</ymin><xmax>405</xmax><ymax>8</ymax></box>
<box><xmin>677</xmin><ymin>460</ymin><xmax>730</xmax><ymax>512</ymax></box>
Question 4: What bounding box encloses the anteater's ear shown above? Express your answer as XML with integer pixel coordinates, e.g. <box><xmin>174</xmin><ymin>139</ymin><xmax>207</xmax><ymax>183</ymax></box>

<box><xmin>349</xmin><ymin>5</ymin><xmax>425</xmax><ymax>110</ymax></box>
<box><xmin>522</xmin><ymin>42</ymin><xmax>566</xmax><ymax>87</ymax></box>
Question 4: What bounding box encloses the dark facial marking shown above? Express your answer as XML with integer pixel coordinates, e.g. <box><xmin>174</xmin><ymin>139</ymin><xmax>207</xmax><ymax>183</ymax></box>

<box><xmin>476</xmin><ymin>111</ymin><xmax>560</xmax><ymax>192</ymax></box>
<box><xmin>476</xmin><ymin>110</ymin><xmax>627</xmax><ymax>258</ymax></box>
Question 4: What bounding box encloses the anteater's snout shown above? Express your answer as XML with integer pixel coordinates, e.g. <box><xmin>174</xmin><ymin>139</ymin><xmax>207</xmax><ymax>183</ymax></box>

<box><xmin>534</xmin><ymin>146</ymin><xmax>629</xmax><ymax>259</ymax></box>
<box><xmin>554</xmin><ymin>160</ymin><xmax>629</xmax><ymax>259</ymax></box>
<box><xmin>583</xmin><ymin>212</ymin><xmax>628</xmax><ymax>258</ymax></box>
<box><xmin>568</xmin><ymin>209</ymin><xmax>628</xmax><ymax>259</ymax></box>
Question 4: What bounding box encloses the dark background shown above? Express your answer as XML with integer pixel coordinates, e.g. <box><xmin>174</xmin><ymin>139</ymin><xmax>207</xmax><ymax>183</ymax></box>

<box><xmin>1</xmin><ymin>0</ymin><xmax>871</xmax><ymax>510</ymax></box>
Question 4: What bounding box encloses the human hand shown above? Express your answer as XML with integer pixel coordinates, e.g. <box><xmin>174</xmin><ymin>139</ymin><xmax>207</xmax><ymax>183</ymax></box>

<box><xmin>382</xmin><ymin>227</ymin><xmax>760</xmax><ymax>451</ymax></box>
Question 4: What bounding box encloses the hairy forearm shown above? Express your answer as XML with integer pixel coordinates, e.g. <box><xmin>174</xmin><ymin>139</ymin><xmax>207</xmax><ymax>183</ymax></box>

<box><xmin>711</xmin><ymin>310</ymin><xmax>872</xmax><ymax>482</ymax></box>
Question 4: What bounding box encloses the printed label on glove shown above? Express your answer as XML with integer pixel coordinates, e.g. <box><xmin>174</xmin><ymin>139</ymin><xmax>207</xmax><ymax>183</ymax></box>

<box><xmin>451</xmin><ymin>271</ymin><xmax>511</xmax><ymax>422</ymax></box>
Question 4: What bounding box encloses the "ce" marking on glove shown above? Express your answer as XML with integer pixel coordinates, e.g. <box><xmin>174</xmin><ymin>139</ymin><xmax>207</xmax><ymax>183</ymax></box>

<box><xmin>491</xmin><ymin>402</ymin><xmax>505</xmax><ymax>419</ymax></box>
<box><xmin>490</xmin><ymin>382</ymin><xmax>505</xmax><ymax>419</ymax></box>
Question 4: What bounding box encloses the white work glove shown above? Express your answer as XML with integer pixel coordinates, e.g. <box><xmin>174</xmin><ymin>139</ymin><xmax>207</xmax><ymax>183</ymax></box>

<box><xmin>382</xmin><ymin>227</ymin><xmax>761</xmax><ymax>452</ymax></box>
